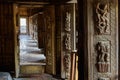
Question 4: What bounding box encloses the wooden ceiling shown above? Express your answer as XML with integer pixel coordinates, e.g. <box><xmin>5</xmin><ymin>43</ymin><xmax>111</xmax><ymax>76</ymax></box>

<box><xmin>1</xmin><ymin>0</ymin><xmax>71</xmax><ymax>3</ymax></box>
<box><xmin>18</xmin><ymin>3</ymin><xmax>45</xmax><ymax>8</ymax></box>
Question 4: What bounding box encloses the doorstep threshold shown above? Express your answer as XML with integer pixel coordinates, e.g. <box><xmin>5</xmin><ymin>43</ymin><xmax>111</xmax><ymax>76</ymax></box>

<box><xmin>20</xmin><ymin>62</ymin><xmax>46</xmax><ymax>66</ymax></box>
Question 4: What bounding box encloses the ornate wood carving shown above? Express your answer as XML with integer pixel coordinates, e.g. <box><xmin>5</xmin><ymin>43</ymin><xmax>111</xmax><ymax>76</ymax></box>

<box><xmin>64</xmin><ymin>33</ymin><xmax>71</xmax><ymax>51</ymax></box>
<box><xmin>65</xmin><ymin>12</ymin><xmax>71</xmax><ymax>32</ymax></box>
<box><xmin>95</xmin><ymin>41</ymin><xmax>110</xmax><ymax>73</ymax></box>
<box><xmin>95</xmin><ymin>1</ymin><xmax>110</xmax><ymax>35</ymax></box>
<box><xmin>83</xmin><ymin>0</ymin><xmax>118</xmax><ymax>79</ymax></box>
<box><xmin>63</xmin><ymin>10</ymin><xmax>72</xmax><ymax>79</ymax></box>
<box><xmin>63</xmin><ymin>54</ymin><xmax>71</xmax><ymax>78</ymax></box>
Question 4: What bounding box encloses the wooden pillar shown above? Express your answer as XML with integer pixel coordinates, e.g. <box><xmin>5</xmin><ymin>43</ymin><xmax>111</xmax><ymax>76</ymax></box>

<box><xmin>0</xmin><ymin>2</ymin><xmax>15</xmax><ymax>73</ymax></box>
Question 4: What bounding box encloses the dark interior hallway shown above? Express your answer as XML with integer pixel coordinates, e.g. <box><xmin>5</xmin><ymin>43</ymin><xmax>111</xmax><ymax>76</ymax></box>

<box><xmin>0</xmin><ymin>0</ymin><xmax>119</xmax><ymax>79</ymax></box>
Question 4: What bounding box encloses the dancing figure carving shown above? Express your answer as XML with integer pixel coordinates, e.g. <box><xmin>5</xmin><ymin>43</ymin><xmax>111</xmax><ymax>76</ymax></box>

<box><xmin>96</xmin><ymin>2</ymin><xmax>109</xmax><ymax>34</ymax></box>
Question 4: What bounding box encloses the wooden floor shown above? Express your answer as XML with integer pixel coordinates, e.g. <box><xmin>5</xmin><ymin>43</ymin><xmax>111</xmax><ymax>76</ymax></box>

<box><xmin>19</xmin><ymin>34</ymin><xmax>46</xmax><ymax>65</ymax></box>
<box><xmin>13</xmin><ymin>74</ymin><xmax>59</xmax><ymax>80</ymax></box>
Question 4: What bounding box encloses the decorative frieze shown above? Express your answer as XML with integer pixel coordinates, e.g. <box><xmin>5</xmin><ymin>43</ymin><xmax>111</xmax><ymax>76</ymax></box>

<box><xmin>95</xmin><ymin>1</ymin><xmax>110</xmax><ymax>35</ymax></box>
<box><xmin>95</xmin><ymin>41</ymin><xmax>110</xmax><ymax>73</ymax></box>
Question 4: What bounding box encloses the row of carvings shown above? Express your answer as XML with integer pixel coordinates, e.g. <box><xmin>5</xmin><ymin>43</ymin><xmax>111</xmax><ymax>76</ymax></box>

<box><xmin>95</xmin><ymin>1</ymin><xmax>111</xmax><ymax>80</ymax></box>
<box><xmin>63</xmin><ymin>12</ymin><xmax>71</xmax><ymax>78</ymax></box>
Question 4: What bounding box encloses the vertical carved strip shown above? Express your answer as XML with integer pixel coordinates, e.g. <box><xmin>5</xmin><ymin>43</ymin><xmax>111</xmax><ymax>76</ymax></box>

<box><xmin>64</xmin><ymin>33</ymin><xmax>71</xmax><ymax>51</ymax></box>
<box><xmin>65</xmin><ymin>12</ymin><xmax>71</xmax><ymax>32</ymax></box>
<box><xmin>63</xmin><ymin>54</ymin><xmax>71</xmax><ymax>78</ymax></box>
<box><xmin>63</xmin><ymin>11</ymin><xmax>72</xmax><ymax>79</ymax></box>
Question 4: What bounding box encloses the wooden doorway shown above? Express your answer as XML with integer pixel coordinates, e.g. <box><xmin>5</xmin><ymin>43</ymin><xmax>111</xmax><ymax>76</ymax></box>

<box><xmin>13</xmin><ymin>3</ymin><xmax>56</xmax><ymax>77</ymax></box>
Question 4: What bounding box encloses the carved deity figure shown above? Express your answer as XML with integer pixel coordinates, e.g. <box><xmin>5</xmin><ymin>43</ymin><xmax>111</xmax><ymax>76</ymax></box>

<box><xmin>96</xmin><ymin>2</ymin><xmax>109</xmax><ymax>34</ymax></box>
<box><xmin>96</xmin><ymin>42</ymin><xmax>109</xmax><ymax>62</ymax></box>
<box><xmin>65</xmin><ymin>33</ymin><xmax>71</xmax><ymax>51</ymax></box>
<box><xmin>65</xmin><ymin>12</ymin><xmax>71</xmax><ymax>32</ymax></box>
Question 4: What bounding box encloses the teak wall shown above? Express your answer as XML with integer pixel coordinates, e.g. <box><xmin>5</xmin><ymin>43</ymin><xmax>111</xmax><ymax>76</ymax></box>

<box><xmin>37</xmin><ymin>14</ymin><xmax>45</xmax><ymax>48</ymax></box>
<box><xmin>78</xmin><ymin>0</ymin><xmax>118</xmax><ymax>80</ymax></box>
<box><xmin>0</xmin><ymin>3</ymin><xmax>15</xmax><ymax>72</ymax></box>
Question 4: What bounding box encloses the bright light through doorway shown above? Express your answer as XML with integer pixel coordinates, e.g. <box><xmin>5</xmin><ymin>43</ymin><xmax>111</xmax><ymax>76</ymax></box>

<box><xmin>20</xmin><ymin>18</ymin><xmax>27</xmax><ymax>34</ymax></box>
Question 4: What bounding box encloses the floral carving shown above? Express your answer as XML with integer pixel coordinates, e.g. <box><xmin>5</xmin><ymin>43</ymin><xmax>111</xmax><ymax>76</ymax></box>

<box><xmin>96</xmin><ymin>2</ymin><xmax>109</xmax><ymax>34</ymax></box>
<box><xmin>65</xmin><ymin>33</ymin><xmax>71</xmax><ymax>51</ymax></box>
<box><xmin>64</xmin><ymin>54</ymin><xmax>71</xmax><ymax>78</ymax></box>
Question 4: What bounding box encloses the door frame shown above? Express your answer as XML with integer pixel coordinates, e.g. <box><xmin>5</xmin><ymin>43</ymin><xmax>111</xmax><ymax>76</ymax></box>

<box><xmin>13</xmin><ymin>3</ymin><xmax>20</xmax><ymax>77</ymax></box>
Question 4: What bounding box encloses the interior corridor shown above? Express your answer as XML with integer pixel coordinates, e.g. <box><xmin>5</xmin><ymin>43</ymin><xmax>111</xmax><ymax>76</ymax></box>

<box><xmin>19</xmin><ymin>34</ymin><xmax>46</xmax><ymax>66</ymax></box>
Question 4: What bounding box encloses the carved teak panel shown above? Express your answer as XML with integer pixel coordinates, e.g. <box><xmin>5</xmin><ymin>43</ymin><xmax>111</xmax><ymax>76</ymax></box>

<box><xmin>85</xmin><ymin>0</ymin><xmax>118</xmax><ymax>80</ymax></box>
<box><xmin>61</xmin><ymin>4</ymin><xmax>74</xmax><ymax>79</ymax></box>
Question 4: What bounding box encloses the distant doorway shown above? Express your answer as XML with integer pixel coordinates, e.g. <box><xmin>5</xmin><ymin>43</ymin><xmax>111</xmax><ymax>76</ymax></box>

<box><xmin>20</xmin><ymin>17</ymin><xmax>27</xmax><ymax>34</ymax></box>
<box><xmin>19</xmin><ymin>16</ymin><xmax>46</xmax><ymax>65</ymax></box>
<box><xmin>14</xmin><ymin>4</ymin><xmax>56</xmax><ymax>77</ymax></box>
<box><xmin>19</xmin><ymin>15</ymin><xmax>46</xmax><ymax>76</ymax></box>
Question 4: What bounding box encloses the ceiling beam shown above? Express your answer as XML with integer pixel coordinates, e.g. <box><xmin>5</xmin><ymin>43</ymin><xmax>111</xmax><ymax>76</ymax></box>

<box><xmin>16</xmin><ymin>2</ymin><xmax>49</xmax><ymax>5</ymax></box>
<box><xmin>18</xmin><ymin>4</ymin><xmax>44</xmax><ymax>8</ymax></box>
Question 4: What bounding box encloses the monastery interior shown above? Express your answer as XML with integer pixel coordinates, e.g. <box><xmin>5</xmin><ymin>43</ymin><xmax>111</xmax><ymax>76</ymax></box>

<box><xmin>0</xmin><ymin>0</ymin><xmax>119</xmax><ymax>80</ymax></box>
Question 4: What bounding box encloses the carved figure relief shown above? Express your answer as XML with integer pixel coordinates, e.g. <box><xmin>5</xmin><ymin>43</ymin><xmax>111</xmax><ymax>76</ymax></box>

<box><xmin>65</xmin><ymin>33</ymin><xmax>71</xmax><ymax>51</ymax></box>
<box><xmin>64</xmin><ymin>54</ymin><xmax>71</xmax><ymax>78</ymax></box>
<box><xmin>65</xmin><ymin>12</ymin><xmax>71</xmax><ymax>32</ymax></box>
<box><xmin>96</xmin><ymin>2</ymin><xmax>109</xmax><ymax>34</ymax></box>
<box><xmin>95</xmin><ymin>41</ymin><xmax>110</xmax><ymax>73</ymax></box>
<box><xmin>96</xmin><ymin>42</ymin><xmax>109</xmax><ymax>62</ymax></box>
